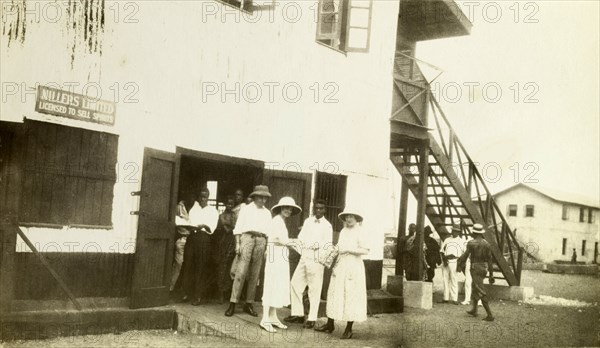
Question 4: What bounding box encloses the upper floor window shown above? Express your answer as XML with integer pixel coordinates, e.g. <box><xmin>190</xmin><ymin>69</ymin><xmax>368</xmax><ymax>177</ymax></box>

<box><xmin>508</xmin><ymin>204</ymin><xmax>517</xmax><ymax>217</ymax></box>
<box><xmin>588</xmin><ymin>209</ymin><xmax>595</xmax><ymax>224</ymax></box>
<box><xmin>525</xmin><ymin>205</ymin><xmax>534</xmax><ymax>217</ymax></box>
<box><xmin>579</xmin><ymin>207</ymin><xmax>586</xmax><ymax>222</ymax></box>
<box><xmin>562</xmin><ymin>204</ymin><xmax>569</xmax><ymax>220</ymax></box>
<box><xmin>316</xmin><ymin>0</ymin><xmax>373</xmax><ymax>53</ymax></box>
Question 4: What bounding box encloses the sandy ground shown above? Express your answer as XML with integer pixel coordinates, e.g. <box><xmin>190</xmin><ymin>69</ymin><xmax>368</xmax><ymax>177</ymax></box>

<box><xmin>3</xmin><ymin>269</ymin><xmax>600</xmax><ymax>347</ymax></box>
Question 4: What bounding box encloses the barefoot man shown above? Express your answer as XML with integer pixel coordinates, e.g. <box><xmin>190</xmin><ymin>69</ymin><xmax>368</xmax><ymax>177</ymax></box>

<box><xmin>458</xmin><ymin>223</ymin><xmax>495</xmax><ymax>321</ymax></box>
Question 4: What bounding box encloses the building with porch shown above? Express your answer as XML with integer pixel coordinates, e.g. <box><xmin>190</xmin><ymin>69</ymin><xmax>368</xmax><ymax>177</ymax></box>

<box><xmin>1</xmin><ymin>0</ymin><xmax>472</xmax><ymax>314</ymax></box>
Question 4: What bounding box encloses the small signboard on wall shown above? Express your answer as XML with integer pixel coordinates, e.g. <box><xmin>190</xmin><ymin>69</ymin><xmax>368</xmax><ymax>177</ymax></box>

<box><xmin>35</xmin><ymin>85</ymin><xmax>116</xmax><ymax>126</ymax></box>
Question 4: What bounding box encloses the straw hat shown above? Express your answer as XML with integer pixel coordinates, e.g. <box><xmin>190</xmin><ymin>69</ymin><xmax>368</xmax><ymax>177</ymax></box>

<box><xmin>249</xmin><ymin>185</ymin><xmax>271</xmax><ymax>198</ymax></box>
<box><xmin>472</xmin><ymin>223</ymin><xmax>485</xmax><ymax>234</ymax></box>
<box><xmin>338</xmin><ymin>208</ymin><xmax>363</xmax><ymax>223</ymax></box>
<box><xmin>271</xmin><ymin>196</ymin><xmax>302</xmax><ymax>216</ymax></box>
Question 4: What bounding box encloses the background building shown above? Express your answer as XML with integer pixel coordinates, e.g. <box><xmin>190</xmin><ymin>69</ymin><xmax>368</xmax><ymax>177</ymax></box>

<box><xmin>494</xmin><ymin>183</ymin><xmax>600</xmax><ymax>264</ymax></box>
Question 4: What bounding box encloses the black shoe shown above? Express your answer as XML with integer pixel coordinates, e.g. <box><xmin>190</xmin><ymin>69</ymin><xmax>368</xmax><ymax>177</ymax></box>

<box><xmin>243</xmin><ymin>303</ymin><xmax>258</xmax><ymax>317</ymax></box>
<box><xmin>178</xmin><ymin>295</ymin><xmax>189</xmax><ymax>303</ymax></box>
<box><xmin>304</xmin><ymin>321</ymin><xmax>315</xmax><ymax>329</ymax></box>
<box><xmin>466</xmin><ymin>309</ymin><xmax>478</xmax><ymax>317</ymax></box>
<box><xmin>341</xmin><ymin>330</ymin><xmax>353</xmax><ymax>339</ymax></box>
<box><xmin>284</xmin><ymin>315</ymin><xmax>305</xmax><ymax>324</ymax></box>
<box><xmin>225</xmin><ymin>302</ymin><xmax>235</xmax><ymax>317</ymax></box>
<box><xmin>191</xmin><ymin>298</ymin><xmax>202</xmax><ymax>306</ymax></box>
<box><xmin>314</xmin><ymin>323</ymin><xmax>334</xmax><ymax>333</ymax></box>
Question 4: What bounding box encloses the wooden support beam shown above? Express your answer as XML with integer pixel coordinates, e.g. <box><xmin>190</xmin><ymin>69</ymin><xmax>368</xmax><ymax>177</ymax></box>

<box><xmin>415</xmin><ymin>146</ymin><xmax>429</xmax><ymax>281</ymax></box>
<box><xmin>396</xmin><ymin>176</ymin><xmax>410</xmax><ymax>276</ymax></box>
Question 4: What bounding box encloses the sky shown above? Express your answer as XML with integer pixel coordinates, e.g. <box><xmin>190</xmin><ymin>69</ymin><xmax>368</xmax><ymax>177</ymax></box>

<box><xmin>415</xmin><ymin>0</ymin><xmax>600</xmax><ymax>202</ymax></box>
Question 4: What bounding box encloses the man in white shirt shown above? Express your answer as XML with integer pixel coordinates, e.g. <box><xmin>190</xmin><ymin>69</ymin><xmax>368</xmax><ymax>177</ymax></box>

<box><xmin>288</xmin><ymin>199</ymin><xmax>333</xmax><ymax>328</ymax></box>
<box><xmin>225</xmin><ymin>185</ymin><xmax>272</xmax><ymax>317</ymax></box>
<box><xmin>439</xmin><ymin>224</ymin><xmax>465</xmax><ymax>305</ymax></box>
<box><xmin>181</xmin><ymin>187</ymin><xmax>219</xmax><ymax>306</ymax></box>
<box><xmin>461</xmin><ymin>235</ymin><xmax>473</xmax><ymax>305</ymax></box>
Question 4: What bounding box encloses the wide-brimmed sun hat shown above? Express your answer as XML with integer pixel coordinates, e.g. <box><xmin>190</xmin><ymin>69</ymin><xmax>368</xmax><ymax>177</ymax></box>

<box><xmin>271</xmin><ymin>196</ymin><xmax>302</xmax><ymax>216</ymax></box>
<box><xmin>249</xmin><ymin>185</ymin><xmax>271</xmax><ymax>198</ymax></box>
<box><xmin>338</xmin><ymin>208</ymin><xmax>363</xmax><ymax>223</ymax></box>
<box><xmin>472</xmin><ymin>223</ymin><xmax>485</xmax><ymax>234</ymax></box>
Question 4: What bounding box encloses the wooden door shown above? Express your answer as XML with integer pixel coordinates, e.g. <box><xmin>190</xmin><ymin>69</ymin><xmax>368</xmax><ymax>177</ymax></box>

<box><xmin>130</xmin><ymin>148</ymin><xmax>180</xmax><ymax>309</ymax></box>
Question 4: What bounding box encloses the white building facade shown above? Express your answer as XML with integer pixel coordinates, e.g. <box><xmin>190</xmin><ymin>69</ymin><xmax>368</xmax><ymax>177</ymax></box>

<box><xmin>494</xmin><ymin>184</ymin><xmax>600</xmax><ymax>264</ymax></box>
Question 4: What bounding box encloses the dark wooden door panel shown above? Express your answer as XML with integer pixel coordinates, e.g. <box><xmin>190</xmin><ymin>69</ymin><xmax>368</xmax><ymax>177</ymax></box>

<box><xmin>130</xmin><ymin>148</ymin><xmax>180</xmax><ymax>309</ymax></box>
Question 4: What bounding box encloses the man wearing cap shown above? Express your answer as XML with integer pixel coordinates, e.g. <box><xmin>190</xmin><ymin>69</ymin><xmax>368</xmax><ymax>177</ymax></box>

<box><xmin>288</xmin><ymin>199</ymin><xmax>333</xmax><ymax>328</ymax></box>
<box><xmin>458</xmin><ymin>223</ymin><xmax>495</xmax><ymax>321</ymax></box>
<box><xmin>225</xmin><ymin>185</ymin><xmax>272</xmax><ymax>317</ymax></box>
<box><xmin>439</xmin><ymin>225</ymin><xmax>464</xmax><ymax>305</ymax></box>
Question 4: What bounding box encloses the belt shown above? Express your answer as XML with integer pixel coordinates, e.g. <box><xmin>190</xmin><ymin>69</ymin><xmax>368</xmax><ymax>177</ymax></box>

<box><xmin>244</xmin><ymin>231</ymin><xmax>266</xmax><ymax>238</ymax></box>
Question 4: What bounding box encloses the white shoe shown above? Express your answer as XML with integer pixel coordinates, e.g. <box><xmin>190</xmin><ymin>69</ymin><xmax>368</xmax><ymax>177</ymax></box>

<box><xmin>461</xmin><ymin>301</ymin><xmax>470</xmax><ymax>305</ymax></box>
<box><xmin>260</xmin><ymin>322</ymin><xmax>277</xmax><ymax>333</ymax></box>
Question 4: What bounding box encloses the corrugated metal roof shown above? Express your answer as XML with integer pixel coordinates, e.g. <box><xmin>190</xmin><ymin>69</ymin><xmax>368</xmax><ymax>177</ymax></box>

<box><xmin>494</xmin><ymin>183</ymin><xmax>600</xmax><ymax>209</ymax></box>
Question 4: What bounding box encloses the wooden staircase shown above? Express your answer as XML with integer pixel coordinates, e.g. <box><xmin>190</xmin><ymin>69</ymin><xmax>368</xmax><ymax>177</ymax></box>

<box><xmin>390</xmin><ymin>54</ymin><xmax>523</xmax><ymax>286</ymax></box>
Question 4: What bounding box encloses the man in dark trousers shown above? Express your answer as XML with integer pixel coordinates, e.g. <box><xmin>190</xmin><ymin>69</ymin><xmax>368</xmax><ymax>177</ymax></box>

<box><xmin>399</xmin><ymin>223</ymin><xmax>419</xmax><ymax>280</ymax></box>
<box><xmin>458</xmin><ymin>223</ymin><xmax>495</xmax><ymax>321</ymax></box>
<box><xmin>424</xmin><ymin>226</ymin><xmax>441</xmax><ymax>282</ymax></box>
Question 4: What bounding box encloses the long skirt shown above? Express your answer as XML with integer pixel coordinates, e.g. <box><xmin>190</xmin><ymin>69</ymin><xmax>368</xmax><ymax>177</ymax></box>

<box><xmin>326</xmin><ymin>254</ymin><xmax>367</xmax><ymax>322</ymax></box>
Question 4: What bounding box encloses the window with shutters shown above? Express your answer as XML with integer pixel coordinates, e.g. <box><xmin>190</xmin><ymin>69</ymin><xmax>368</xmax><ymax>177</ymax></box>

<box><xmin>316</xmin><ymin>0</ymin><xmax>373</xmax><ymax>53</ymax></box>
<box><xmin>19</xmin><ymin>120</ymin><xmax>118</xmax><ymax>227</ymax></box>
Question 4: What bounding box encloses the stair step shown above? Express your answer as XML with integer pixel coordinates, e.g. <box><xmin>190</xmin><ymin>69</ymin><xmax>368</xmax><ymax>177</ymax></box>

<box><xmin>429</xmin><ymin>214</ymin><xmax>472</xmax><ymax>219</ymax></box>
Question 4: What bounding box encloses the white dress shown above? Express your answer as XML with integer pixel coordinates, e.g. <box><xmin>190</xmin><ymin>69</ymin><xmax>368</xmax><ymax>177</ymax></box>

<box><xmin>326</xmin><ymin>226</ymin><xmax>368</xmax><ymax>322</ymax></box>
<box><xmin>261</xmin><ymin>215</ymin><xmax>291</xmax><ymax>308</ymax></box>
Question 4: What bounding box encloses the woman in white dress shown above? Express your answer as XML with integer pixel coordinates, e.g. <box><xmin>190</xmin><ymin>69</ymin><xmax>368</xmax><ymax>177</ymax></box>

<box><xmin>260</xmin><ymin>196</ymin><xmax>302</xmax><ymax>333</ymax></box>
<box><xmin>315</xmin><ymin>208</ymin><xmax>369</xmax><ymax>339</ymax></box>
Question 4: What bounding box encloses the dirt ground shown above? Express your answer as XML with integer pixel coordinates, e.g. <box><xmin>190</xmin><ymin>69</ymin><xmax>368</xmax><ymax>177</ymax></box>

<box><xmin>3</xmin><ymin>270</ymin><xmax>600</xmax><ymax>348</ymax></box>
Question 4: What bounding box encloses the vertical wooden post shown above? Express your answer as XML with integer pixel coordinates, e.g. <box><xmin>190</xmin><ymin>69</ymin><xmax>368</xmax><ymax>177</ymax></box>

<box><xmin>415</xmin><ymin>144</ymin><xmax>429</xmax><ymax>281</ymax></box>
<box><xmin>395</xmin><ymin>175</ymin><xmax>409</xmax><ymax>275</ymax></box>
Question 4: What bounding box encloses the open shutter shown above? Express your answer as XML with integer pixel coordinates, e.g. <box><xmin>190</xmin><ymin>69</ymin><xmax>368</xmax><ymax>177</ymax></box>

<box><xmin>344</xmin><ymin>0</ymin><xmax>373</xmax><ymax>52</ymax></box>
<box><xmin>130</xmin><ymin>148</ymin><xmax>180</xmax><ymax>309</ymax></box>
<box><xmin>316</xmin><ymin>0</ymin><xmax>344</xmax><ymax>40</ymax></box>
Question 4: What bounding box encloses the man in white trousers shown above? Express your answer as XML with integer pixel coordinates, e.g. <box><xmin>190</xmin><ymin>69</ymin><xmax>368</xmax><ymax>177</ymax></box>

<box><xmin>461</xmin><ymin>235</ymin><xmax>472</xmax><ymax>305</ymax></box>
<box><xmin>288</xmin><ymin>199</ymin><xmax>332</xmax><ymax>329</ymax></box>
<box><xmin>439</xmin><ymin>224</ymin><xmax>464</xmax><ymax>305</ymax></box>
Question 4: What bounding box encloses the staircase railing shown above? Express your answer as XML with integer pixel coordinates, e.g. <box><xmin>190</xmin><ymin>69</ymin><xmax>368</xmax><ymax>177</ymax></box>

<box><xmin>427</xmin><ymin>95</ymin><xmax>523</xmax><ymax>283</ymax></box>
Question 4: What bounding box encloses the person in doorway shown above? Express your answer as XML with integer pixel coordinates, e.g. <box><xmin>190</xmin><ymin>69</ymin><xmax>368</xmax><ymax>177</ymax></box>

<box><xmin>458</xmin><ymin>223</ymin><xmax>495</xmax><ymax>321</ymax></box>
<box><xmin>170</xmin><ymin>192</ymin><xmax>197</xmax><ymax>293</ymax></box>
<box><xmin>424</xmin><ymin>226</ymin><xmax>442</xmax><ymax>282</ymax></box>
<box><xmin>571</xmin><ymin>248</ymin><xmax>577</xmax><ymax>264</ymax></box>
<box><xmin>214</xmin><ymin>195</ymin><xmax>238</xmax><ymax>303</ymax></box>
<box><xmin>225</xmin><ymin>185</ymin><xmax>272</xmax><ymax>317</ymax></box>
<box><xmin>232</xmin><ymin>189</ymin><xmax>245</xmax><ymax>217</ymax></box>
<box><xmin>260</xmin><ymin>197</ymin><xmax>303</xmax><ymax>333</ymax></box>
<box><xmin>181</xmin><ymin>187</ymin><xmax>219</xmax><ymax>305</ymax></box>
<box><xmin>315</xmin><ymin>208</ymin><xmax>369</xmax><ymax>339</ymax></box>
<box><xmin>288</xmin><ymin>199</ymin><xmax>332</xmax><ymax>328</ymax></box>
<box><xmin>439</xmin><ymin>224</ymin><xmax>464</xmax><ymax>305</ymax></box>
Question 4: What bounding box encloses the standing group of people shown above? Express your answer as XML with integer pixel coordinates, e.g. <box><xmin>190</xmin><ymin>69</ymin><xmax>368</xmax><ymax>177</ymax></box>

<box><xmin>170</xmin><ymin>187</ymin><xmax>246</xmax><ymax>305</ymax></box>
<box><xmin>400</xmin><ymin>222</ymin><xmax>495</xmax><ymax>321</ymax></box>
<box><xmin>171</xmin><ymin>184</ymin><xmax>370</xmax><ymax>339</ymax></box>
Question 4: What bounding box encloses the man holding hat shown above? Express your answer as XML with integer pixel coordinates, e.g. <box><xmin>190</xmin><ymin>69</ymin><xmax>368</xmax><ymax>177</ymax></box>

<box><xmin>225</xmin><ymin>185</ymin><xmax>272</xmax><ymax>317</ymax></box>
<box><xmin>439</xmin><ymin>224</ymin><xmax>464</xmax><ymax>304</ymax></box>
<box><xmin>458</xmin><ymin>223</ymin><xmax>495</xmax><ymax>321</ymax></box>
